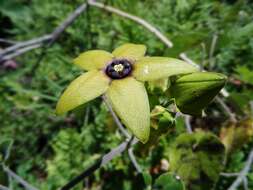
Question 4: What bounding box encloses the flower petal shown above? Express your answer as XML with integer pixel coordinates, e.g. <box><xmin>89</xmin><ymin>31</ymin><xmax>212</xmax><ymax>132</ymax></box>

<box><xmin>133</xmin><ymin>57</ymin><xmax>199</xmax><ymax>81</ymax></box>
<box><xmin>74</xmin><ymin>50</ymin><xmax>113</xmax><ymax>70</ymax></box>
<box><xmin>112</xmin><ymin>43</ymin><xmax>146</xmax><ymax>60</ymax></box>
<box><xmin>106</xmin><ymin>77</ymin><xmax>150</xmax><ymax>143</ymax></box>
<box><xmin>56</xmin><ymin>71</ymin><xmax>110</xmax><ymax>114</ymax></box>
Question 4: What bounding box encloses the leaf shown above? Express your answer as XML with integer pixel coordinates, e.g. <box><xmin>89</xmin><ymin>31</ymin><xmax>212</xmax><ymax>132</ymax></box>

<box><xmin>234</xmin><ymin>66</ymin><xmax>253</xmax><ymax>85</ymax></box>
<box><xmin>169</xmin><ymin>132</ymin><xmax>225</xmax><ymax>190</ymax></box>
<box><xmin>142</xmin><ymin>171</ymin><xmax>152</xmax><ymax>187</ymax></box>
<box><xmin>153</xmin><ymin>172</ymin><xmax>185</xmax><ymax>190</ymax></box>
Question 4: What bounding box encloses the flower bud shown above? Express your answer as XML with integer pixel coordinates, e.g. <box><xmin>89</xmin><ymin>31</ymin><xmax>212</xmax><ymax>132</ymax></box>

<box><xmin>170</xmin><ymin>72</ymin><xmax>227</xmax><ymax>115</ymax></box>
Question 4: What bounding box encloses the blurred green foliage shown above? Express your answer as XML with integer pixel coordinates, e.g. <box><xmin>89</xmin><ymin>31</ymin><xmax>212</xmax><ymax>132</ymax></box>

<box><xmin>0</xmin><ymin>0</ymin><xmax>253</xmax><ymax>190</ymax></box>
<box><xmin>169</xmin><ymin>132</ymin><xmax>225</xmax><ymax>190</ymax></box>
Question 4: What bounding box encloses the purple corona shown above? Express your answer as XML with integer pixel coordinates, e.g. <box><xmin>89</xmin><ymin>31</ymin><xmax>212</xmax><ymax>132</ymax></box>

<box><xmin>105</xmin><ymin>59</ymin><xmax>133</xmax><ymax>79</ymax></box>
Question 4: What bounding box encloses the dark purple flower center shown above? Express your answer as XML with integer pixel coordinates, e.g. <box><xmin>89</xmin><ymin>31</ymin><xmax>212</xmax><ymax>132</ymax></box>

<box><xmin>105</xmin><ymin>59</ymin><xmax>132</xmax><ymax>79</ymax></box>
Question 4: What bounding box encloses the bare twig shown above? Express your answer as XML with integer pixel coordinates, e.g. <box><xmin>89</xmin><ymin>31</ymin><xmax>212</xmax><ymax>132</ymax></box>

<box><xmin>227</xmin><ymin>148</ymin><xmax>253</xmax><ymax>190</ymax></box>
<box><xmin>2</xmin><ymin>165</ymin><xmax>39</xmax><ymax>190</ymax></box>
<box><xmin>200</xmin><ymin>42</ymin><xmax>206</xmax><ymax>70</ymax></box>
<box><xmin>100</xmin><ymin>137</ymin><xmax>138</xmax><ymax>165</ymax></box>
<box><xmin>0</xmin><ymin>38</ymin><xmax>17</xmax><ymax>45</ymax></box>
<box><xmin>243</xmin><ymin>177</ymin><xmax>249</xmax><ymax>190</ymax></box>
<box><xmin>128</xmin><ymin>147</ymin><xmax>142</xmax><ymax>173</ymax></box>
<box><xmin>0</xmin><ymin>35</ymin><xmax>51</xmax><ymax>59</ymax></box>
<box><xmin>0</xmin><ymin>139</ymin><xmax>13</xmax><ymax>162</ymax></box>
<box><xmin>0</xmin><ymin>185</ymin><xmax>10</xmax><ymax>190</ymax></box>
<box><xmin>102</xmin><ymin>95</ymin><xmax>131</xmax><ymax>139</ymax></box>
<box><xmin>179</xmin><ymin>53</ymin><xmax>200</xmax><ymax>69</ymax></box>
<box><xmin>0</xmin><ymin>3</ymin><xmax>87</xmax><ymax>62</ymax></box>
<box><xmin>220</xmin><ymin>172</ymin><xmax>240</xmax><ymax>177</ymax></box>
<box><xmin>87</xmin><ymin>0</ymin><xmax>173</xmax><ymax>48</ymax></box>
<box><xmin>48</xmin><ymin>3</ymin><xmax>87</xmax><ymax>45</ymax></box>
<box><xmin>1</xmin><ymin>44</ymin><xmax>42</xmax><ymax>61</ymax></box>
<box><xmin>61</xmin><ymin>137</ymin><xmax>138</xmax><ymax>190</ymax></box>
<box><xmin>250</xmin><ymin>101</ymin><xmax>253</xmax><ymax>114</ymax></box>
<box><xmin>102</xmin><ymin>95</ymin><xmax>141</xmax><ymax>173</ymax></box>
<box><xmin>209</xmin><ymin>34</ymin><xmax>218</xmax><ymax>70</ymax></box>
<box><xmin>209</xmin><ymin>34</ymin><xmax>218</xmax><ymax>59</ymax></box>
<box><xmin>215</xmin><ymin>96</ymin><xmax>237</xmax><ymax>123</ymax></box>
<box><xmin>184</xmin><ymin>115</ymin><xmax>193</xmax><ymax>133</ymax></box>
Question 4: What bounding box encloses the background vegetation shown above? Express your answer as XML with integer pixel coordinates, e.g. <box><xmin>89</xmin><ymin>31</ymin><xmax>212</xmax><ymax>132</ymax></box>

<box><xmin>0</xmin><ymin>0</ymin><xmax>253</xmax><ymax>189</ymax></box>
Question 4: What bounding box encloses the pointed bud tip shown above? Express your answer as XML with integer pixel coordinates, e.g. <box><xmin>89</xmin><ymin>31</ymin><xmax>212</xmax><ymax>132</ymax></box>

<box><xmin>176</xmin><ymin>72</ymin><xmax>227</xmax><ymax>84</ymax></box>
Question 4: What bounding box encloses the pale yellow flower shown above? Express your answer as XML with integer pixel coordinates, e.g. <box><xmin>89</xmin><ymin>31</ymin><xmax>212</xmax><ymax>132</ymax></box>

<box><xmin>56</xmin><ymin>43</ymin><xmax>198</xmax><ymax>143</ymax></box>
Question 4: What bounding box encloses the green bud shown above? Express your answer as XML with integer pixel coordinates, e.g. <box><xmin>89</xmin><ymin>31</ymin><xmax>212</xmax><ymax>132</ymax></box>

<box><xmin>170</xmin><ymin>72</ymin><xmax>227</xmax><ymax>115</ymax></box>
<box><xmin>150</xmin><ymin>106</ymin><xmax>175</xmax><ymax>132</ymax></box>
<box><xmin>137</xmin><ymin>106</ymin><xmax>175</xmax><ymax>156</ymax></box>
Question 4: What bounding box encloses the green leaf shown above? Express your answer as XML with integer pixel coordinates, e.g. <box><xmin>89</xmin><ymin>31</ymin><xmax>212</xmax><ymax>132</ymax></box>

<box><xmin>169</xmin><ymin>132</ymin><xmax>225</xmax><ymax>190</ymax></box>
<box><xmin>153</xmin><ymin>172</ymin><xmax>185</xmax><ymax>190</ymax></box>
<box><xmin>142</xmin><ymin>171</ymin><xmax>152</xmax><ymax>187</ymax></box>
<box><xmin>170</xmin><ymin>72</ymin><xmax>227</xmax><ymax>115</ymax></box>
<box><xmin>235</xmin><ymin>66</ymin><xmax>253</xmax><ymax>85</ymax></box>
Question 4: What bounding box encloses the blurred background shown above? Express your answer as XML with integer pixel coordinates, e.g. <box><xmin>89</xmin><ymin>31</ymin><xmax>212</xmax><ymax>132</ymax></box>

<box><xmin>0</xmin><ymin>0</ymin><xmax>253</xmax><ymax>190</ymax></box>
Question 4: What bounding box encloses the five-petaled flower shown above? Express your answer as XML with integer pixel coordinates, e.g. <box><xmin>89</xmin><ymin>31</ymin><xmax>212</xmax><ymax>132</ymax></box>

<box><xmin>56</xmin><ymin>43</ymin><xmax>198</xmax><ymax>143</ymax></box>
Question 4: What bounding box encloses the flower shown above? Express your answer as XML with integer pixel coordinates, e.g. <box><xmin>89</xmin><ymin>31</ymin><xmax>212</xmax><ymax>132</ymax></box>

<box><xmin>56</xmin><ymin>43</ymin><xmax>198</xmax><ymax>143</ymax></box>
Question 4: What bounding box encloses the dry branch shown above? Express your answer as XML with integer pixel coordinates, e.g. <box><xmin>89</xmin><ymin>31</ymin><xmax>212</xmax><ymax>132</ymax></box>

<box><xmin>0</xmin><ymin>3</ymin><xmax>87</xmax><ymax>62</ymax></box>
<box><xmin>2</xmin><ymin>165</ymin><xmax>39</xmax><ymax>190</ymax></box>
<box><xmin>228</xmin><ymin>148</ymin><xmax>253</xmax><ymax>190</ymax></box>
